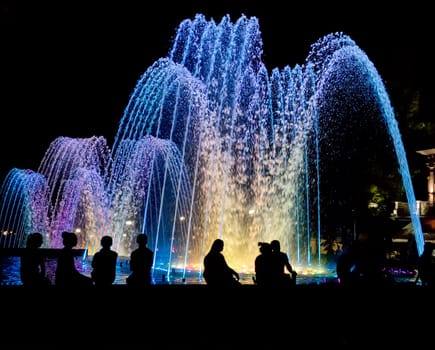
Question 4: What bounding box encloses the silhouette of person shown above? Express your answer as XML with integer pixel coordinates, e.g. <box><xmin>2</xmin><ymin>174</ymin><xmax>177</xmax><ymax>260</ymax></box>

<box><xmin>91</xmin><ymin>235</ymin><xmax>118</xmax><ymax>287</ymax></box>
<box><xmin>403</xmin><ymin>233</ymin><xmax>418</xmax><ymax>271</ymax></box>
<box><xmin>126</xmin><ymin>233</ymin><xmax>153</xmax><ymax>286</ymax></box>
<box><xmin>254</xmin><ymin>242</ymin><xmax>274</xmax><ymax>286</ymax></box>
<box><xmin>270</xmin><ymin>239</ymin><xmax>297</xmax><ymax>286</ymax></box>
<box><xmin>55</xmin><ymin>231</ymin><xmax>93</xmax><ymax>287</ymax></box>
<box><xmin>416</xmin><ymin>241</ymin><xmax>435</xmax><ymax>286</ymax></box>
<box><xmin>203</xmin><ymin>238</ymin><xmax>240</xmax><ymax>286</ymax></box>
<box><xmin>362</xmin><ymin>229</ymin><xmax>391</xmax><ymax>284</ymax></box>
<box><xmin>336</xmin><ymin>240</ymin><xmax>362</xmax><ymax>286</ymax></box>
<box><xmin>20</xmin><ymin>232</ymin><xmax>51</xmax><ymax>287</ymax></box>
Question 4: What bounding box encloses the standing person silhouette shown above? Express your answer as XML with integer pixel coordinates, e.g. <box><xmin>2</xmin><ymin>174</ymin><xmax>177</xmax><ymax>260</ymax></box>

<box><xmin>55</xmin><ymin>231</ymin><xmax>93</xmax><ymax>287</ymax></box>
<box><xmin>270</xmin><ymin>239</ymin><xmax>297</xmax><ymax>286</ymax></box>
<box><xmin>203</xmin><ymin>238</ymin><xmax>240</xmax><ymax>286</ymax></box>
<box><xmin>20</xmin><ymin>232</ymin><xmax>51</xmax><ymax>287</ymax></box>
<box><xmin>416</xmin><ymin>241</ymin><xmax>435</xmax><ymax>286</ymax></box>
<box><xmin>126</xmin><ymin>233</ymin><xmax>154</xmax><ymax>286</ymax></box>
<box><xmin>336</xmin><ymin>241</ymin><xmax>362</xmax><ymax>286</ymax></box>
<box><xmin>91</xmin><ymin>235</ymin><xmax>118</xmax><ymax>287</ymax></box>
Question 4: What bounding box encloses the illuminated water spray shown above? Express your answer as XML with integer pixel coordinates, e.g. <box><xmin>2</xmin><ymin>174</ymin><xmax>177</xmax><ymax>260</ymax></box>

<box><xmin>0</xmin><ymin>14</ymin><xmax>423</xmax><ymax>278</ymax></box>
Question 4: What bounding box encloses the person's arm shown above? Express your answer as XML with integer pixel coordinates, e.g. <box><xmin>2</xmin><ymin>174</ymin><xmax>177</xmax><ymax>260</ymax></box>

<box><xmin>284</xmin><ymin>254</ymin><xmax>295</xmax><ymax>274</ymax></box>
<box><xmin>130</xmin><ymin>255</ymin><xmax>136</xmax><ymax>272</ymax></box>
<box><xmin>285</xmin><ymin>261</ymin><xmax>293</xmax><ymax>273</ymax></box>
<box><xmin>91</xmin><ymin>253</ymin><xmax>97</xmax><ymax>268</ymax></box>
<box><xmin>40</xmin><ymin>259</ymin><xmax>46</xmax><ymax>276</ymax></box>
<box><xmin>222</xmin><ymin>255</ymin><xmax>239</xmax><ymax>280</ymax></box>
<box><xmin>229</xmin><ymin>267</ymin><xmax>239</xmax><ymax>280</ymax></box>
<box><xmin>38</xmin><ymin>252</ymin><xmax>46</xmax><ymax>276</ymax></box>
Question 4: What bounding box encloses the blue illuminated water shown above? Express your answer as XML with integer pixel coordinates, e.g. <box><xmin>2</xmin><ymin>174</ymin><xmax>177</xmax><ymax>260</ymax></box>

<box><xmin>0</xmin><ymin>14</ymin><xmax>424</xmax><ymax>281</ymax></box>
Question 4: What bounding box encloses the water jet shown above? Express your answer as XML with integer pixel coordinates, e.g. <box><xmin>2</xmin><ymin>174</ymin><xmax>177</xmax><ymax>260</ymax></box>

<box><xmin>0</xmin><ymin>14</ymin><xmax>423</xmax><ymax>282</ymax></box>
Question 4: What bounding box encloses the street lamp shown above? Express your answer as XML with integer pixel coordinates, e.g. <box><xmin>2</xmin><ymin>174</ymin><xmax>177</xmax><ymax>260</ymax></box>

<box><xmin>352</xmin><ymin>209</ymin><xmax>357</xmax><ymax>241</ymax></box>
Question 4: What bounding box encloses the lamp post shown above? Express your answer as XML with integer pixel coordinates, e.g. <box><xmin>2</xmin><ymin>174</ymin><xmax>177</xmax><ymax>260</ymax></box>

<box><xmin>352</xmin><ymin>209</ymin><xmax>357</xmax><ymax>241</ymax></box>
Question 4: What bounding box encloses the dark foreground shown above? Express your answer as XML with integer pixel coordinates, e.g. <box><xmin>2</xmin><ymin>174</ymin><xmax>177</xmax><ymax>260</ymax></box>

<box><xmin>0</xmin><ymin>283</ymin><xmax>433</xmax><ymax>346</ymax></box>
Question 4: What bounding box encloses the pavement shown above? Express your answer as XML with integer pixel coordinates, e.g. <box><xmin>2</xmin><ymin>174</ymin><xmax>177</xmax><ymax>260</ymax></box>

<box><xmin>0</xmin><ymin>282</ymin><xmax>433</xmax><ymax>346</ymax></box>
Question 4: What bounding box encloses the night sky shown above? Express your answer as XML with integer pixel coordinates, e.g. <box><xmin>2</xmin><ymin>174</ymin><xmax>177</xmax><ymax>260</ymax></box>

<box><xmin>1</xmin><ymin>1</ymin><xmax>433</xmax><ymax>182</ymax></box>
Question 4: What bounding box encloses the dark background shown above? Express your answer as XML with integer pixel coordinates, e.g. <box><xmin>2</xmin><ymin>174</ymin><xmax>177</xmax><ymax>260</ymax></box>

<box><xmin>1</xmin><ymin>1</ymin><xmax>433</xmax><ymax>186</ymax></box>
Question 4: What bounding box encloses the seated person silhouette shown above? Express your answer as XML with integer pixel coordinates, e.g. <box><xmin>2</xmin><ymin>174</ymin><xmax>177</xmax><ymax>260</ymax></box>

<box><xmin>55</xmin><ymin>231</ymin><xmax>93</xmax><ymax>287</ymax></box>
<box><xmin>270</xmin><ymin>239</ymin><xmax>297</xmax><ymax>286</ymax></box>
<box><xmin>91</xmin><ymin>235</ymin><xmax>118</xmax><ymax>287</ymax></box>
<box><xmin>126</xmin><ymin>233</ymin><xmax>154</xmax><ymax>286</ymax></box>
<box><xmin>203</xmin><ymin>238</ymin><xmax>240</xmax><ymax>287</ymax></box>
<box><xmin>254</xmin><ymin>242</ymin><xmax>274</xmax><ymax>286</ymax></box>
<box><xmin>20</xmin><ymin>232</ymin><xmax>51</xmax><ymax>287</ymax></box>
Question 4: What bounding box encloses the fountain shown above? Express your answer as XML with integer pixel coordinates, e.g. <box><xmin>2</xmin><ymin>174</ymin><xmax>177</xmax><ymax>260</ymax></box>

<box><xmin>0</xmin><ymin>14</ymin><xmax>424</xmax><ymax>281</ymax></box>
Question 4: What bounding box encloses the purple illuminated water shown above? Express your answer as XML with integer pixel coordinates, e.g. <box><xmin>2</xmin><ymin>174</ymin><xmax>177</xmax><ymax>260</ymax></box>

<box><xmin>0</xmin><ymin>15</ymin><xmax>423</xmax><ymax>281</ymax></box>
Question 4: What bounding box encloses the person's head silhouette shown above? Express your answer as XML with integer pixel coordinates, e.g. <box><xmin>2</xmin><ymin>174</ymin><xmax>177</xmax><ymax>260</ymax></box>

<box><xmin>26</xmin><ymin>232</ymin><xmax>43</xmax><ymax>249</ymax></box>
<box><xmin>61</xmin><ymin>231</ymin><xmax>78</xmax><ymax>248</ymax></box>
<box><xmin>270</xmin><ymin>239</ymin><xmax>281</xmax><ymax>252</ymax></box>
<box><xmin>210</xmin><ymin>238</ymin><xmax>224</xmax><ymax>253</ymax></box>
<box><xmin>136</xmin><ymin>233</ymin><xmax>148</xmax><ymax>247</ymax></box>
<box><xmin>100</xmin><ymin>235</ymin><xmax>113</xmax><ymax>249</ymax></box>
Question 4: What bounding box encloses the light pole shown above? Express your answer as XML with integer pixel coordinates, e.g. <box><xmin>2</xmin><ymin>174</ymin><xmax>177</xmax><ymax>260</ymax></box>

<box><xmin>352</xmin><ymin>209</ymin><xmax>357</xmax><ymax>241</ymax></box>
